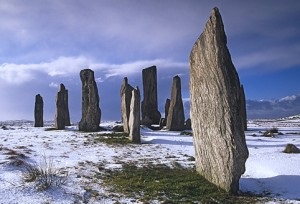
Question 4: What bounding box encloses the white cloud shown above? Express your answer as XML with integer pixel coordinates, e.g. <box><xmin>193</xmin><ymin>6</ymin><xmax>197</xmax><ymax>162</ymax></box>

<box><xmin>49</xmin><ymin>82</ymin><xmax>59</xmax><ymax>88</ymax></box>
<box><xmin>0</xmin><ymin>56</ymin><xmax>187</xmax><ymax>85</ymax></box>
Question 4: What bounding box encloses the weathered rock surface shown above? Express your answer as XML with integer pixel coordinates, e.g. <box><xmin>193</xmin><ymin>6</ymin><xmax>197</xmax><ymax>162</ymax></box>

<box><xmin>55</xmin><ymin>84</ymin><xmax>70</xmax><ymax>130</ymax></box>
<box><xmin>120</xmin><ymin>77</ymin><xmax>134</xmax><ymax>133</ymax></box>
<box><xmin>129</xmin><ymin>87</ymin><xmax>141</xmax><ymax>143</ymax></box>
<box><xmin>185</xmin><ymin>118</ymin><xmax>192</xmax><ymax>130</ymax></box>
<box><xmin>141</xmin><ymin>66</ymin><xmax>161</xmax><ymax>125</ymax></box>
<box><xmin>166</xmin><ymin>75</ymin><xmax>185</xmax><ymax>131</ymax></box>
<box><xmin>79</xmin><ymin>69</ymin><xmax>101</xmax><ymax>132</ymax></box>
<box><xmin>159</xmin><ymin>118</ymin><xmax>166</xmax><ymax>129</ymax></box>
<box><xmin>165</xmin><ymin>98</ymin><xmax>170</xmax><ymax>120</ymax></box>
<box><xmin>283</xmin><ymin>144</ymin><xmax>300</xmax><ymax>153</ymax></box>
<box><xmin>240</xmin><ymin>85</ymin><xmax>247</xmax><ymax>131</ymax></box>
<box><xmin>189</xmin><ymin>7</ymin><xmax>249</xmax><ymax>194</ymax></box>
<box><xmin>34</xmin><ymin>94</ymin><xmax>44</xmax><ymax>127</ymax></box>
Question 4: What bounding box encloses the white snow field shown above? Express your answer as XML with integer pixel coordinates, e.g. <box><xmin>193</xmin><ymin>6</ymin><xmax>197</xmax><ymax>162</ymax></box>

<box><xmin>0</xmin><ymin>118</ymin><xmax>300</xmax><ymax>203</ymax></box>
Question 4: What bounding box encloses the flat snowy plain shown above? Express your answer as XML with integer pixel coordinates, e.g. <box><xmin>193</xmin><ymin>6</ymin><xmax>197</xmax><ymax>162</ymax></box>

<box><xmin>0</xmin><ymin>117</ymin><xmax>300</xmax><ymax>203</ymax></box>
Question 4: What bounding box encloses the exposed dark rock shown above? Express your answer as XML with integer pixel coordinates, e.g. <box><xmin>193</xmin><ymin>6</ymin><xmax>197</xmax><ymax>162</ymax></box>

<box><xmin>185</xmin><ymin>118</ymin><xmax>192</xmax><ymax>130</ymax></box>
<box><xmin>129</xmin><ymin>87</ymin><xmax>141</xmax><ymax>144</ymax></box>
<box><xmin>283</xmin><ymin>144</ymin><xmax>300</xmax><ymax>153</ymax></box>
<box><xmin>55</xmin><ymin>84</ymin><xmax>70</xmax><ymax>130</ymax></box>
<box><xmin>79</xmin><ymin>69</ymin><xmax>101</xmax><ymax>132</ymax></box>
<box><xmin>166</xmin><ymin>75</ymin><xmax>185</xmax><ymax>131</ymax></box>
<box><xmin>112</xmin><ymin>125</ymin><xmax>124</xmax><ymax>132</ymax></box>
<box><xmin>141</xmin><ymin>66</ymin><xmax>161</xmax><ymax>125</ymax></box>
<box><xmin>120</xmin><ymin>77</ymin><xmax>134</xmax><ymax>133</ymax></box>
<box><xmin>189</xmin><ymin>7</ymin><xmax>248</xmax><ymax>194</ymax></box>
<box><xmin>34</xmin><ymin>94</ymin><xmax>43</xmax><ymax>127</ymax></box>
<box><xmin>159</xmin><ymin>118</ymin><xmax>166</xmax><ymax>129</ymax></box>
<box><xmin>240</xmin><ymin>85</ymin><xmax>247</xmax><ymax>131</ymax></box>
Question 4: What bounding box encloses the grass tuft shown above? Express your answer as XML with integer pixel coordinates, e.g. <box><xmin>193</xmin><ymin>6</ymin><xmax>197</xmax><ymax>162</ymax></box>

<box><xmin>102</xmin><ymin>164</ymin><xmax>261</xmax><ymax>203</ymax></box>
<box><xmin>90</xmin><ymin>132</ymin><xmax>132</xmax><ymax>145</ymax></box>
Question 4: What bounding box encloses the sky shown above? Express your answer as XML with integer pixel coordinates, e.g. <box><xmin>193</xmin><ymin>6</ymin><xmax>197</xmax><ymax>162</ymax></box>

<box><xmin>0</xmin><ymin>0</ymin><xmax>299</xmax><ymax>122</ymax></box>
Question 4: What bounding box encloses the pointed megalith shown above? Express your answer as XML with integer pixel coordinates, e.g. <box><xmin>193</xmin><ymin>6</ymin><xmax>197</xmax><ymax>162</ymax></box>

<box><xmin>189</xmin><ymin>7</ymin><xmax>249</xmax><ymax>194</ymax></box>
<box><xmin>141</xmin><ymin>66</ymin><xmax>161</xmax><ymax>125</ymax></box>
<box><xmin>240</xmin><ymin>85</ymin><xmax>247</xmax><ymax>131</ymax></box>
<box><xmin>55</xmin><ymin>84</ymin><xmax>70</xmax><ymax>130</ymax></box>
<box><xmin>120</xmin><ymin>77</ymin><xmax>134</xmax><ymax>133</ymax></box>
<box><xmin>79</xmin><ymin>69</ymin><xmax>101</xmax><ymax>132</ymax></box>
<box><xmin>34</xmin><ymin>94</ymin><xmax>43</xmax><ymax>127</ymax></box>
<box><xmin>166</xmin><ymin>76</ymin><xmax>185</xmax><ymax>131</ymax></box>
<box><xmin>129</xmin><ymin>86</ymin><xmax>141</xmax><ymax>144</ymax></box>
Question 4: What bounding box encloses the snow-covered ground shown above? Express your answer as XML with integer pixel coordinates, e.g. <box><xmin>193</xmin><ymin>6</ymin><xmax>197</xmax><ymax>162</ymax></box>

<box><xmin>0</xmin><ymin>118</ymin><xmax>300</xmax><ymax>203</ymax></box>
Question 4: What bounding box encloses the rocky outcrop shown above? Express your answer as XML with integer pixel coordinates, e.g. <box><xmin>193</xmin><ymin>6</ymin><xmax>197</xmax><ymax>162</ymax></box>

<box><xmin>283</xmin><ymin>144</ymin><xmax>300</xmax><ymax>153</ymax></box>
<box><xmin>166</xmin><ymin>76</ymin><xmax>185</xmax><ymax>131</ymax></box>
<box><xmin>129</xmin><ymin>87</ymin><xmax>141</xmax><ymax>144</ymax></box>
<box><xmin>141</xmin><ymin>66</ymin><xmax>161</xmax><ymax>125</ymax></box>
<box><xmin>34</xmin><ymin>94</ymin><xmax>43</xmax><ymax>127</ymax></box>
<box><xmin>240</xmin><ymin>85</ymin><xmax>247</xmax><ymax>131</ymax></box>
<box><xmin>189</xmin><ymin>7</ymin><xmax>248</xmax><ymax>194</ymax></box>
<box><xmin>79</xmin><ymin>69</ymin><xmax>101</xmax><ymax>132</ymax></box>
<box><xmin>55</xmin><ymin>84</ymin><xmax>70</xmax><ymax>130</ymax></box>
<box><xmin>120</xmin><ymin>77</ymin><xmax>134</xmax><ymax>133</ymax></box>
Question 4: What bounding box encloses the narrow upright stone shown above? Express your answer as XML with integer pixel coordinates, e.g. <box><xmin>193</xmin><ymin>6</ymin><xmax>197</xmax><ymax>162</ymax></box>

<box><xmin>120</xmin><ymin>77</ymin><xmax>134</xmax><ymax>133</ymax></box>
<box><xmin>141</xmin><ymin>66</ymin><xmax>161</xmax><ymax>125</ymax></box>
<box><xmin>34</xmin><ymin>94</ymin><xmax>43</xmax><ymax>127</ymax></box>
<box><xmin>189</xmin><ymin>7</ymin><xmax>248</xmax><ymax>194</ymax></box>
<box><xmin>166</xmin><ymin>76</ymin><xmax>185</xmax><ymax>131</ymax></box>
<box><xmin>185</xmin><ymin>118</ymin><xmax>192</xmax><ymax>130</ymax></box>
<box><xmin>240</xmin><ymin>85</ymin><xmax>247</xmax><ymax>131</ymax></box>
<box><xmin>129</xmin><ymin>87</ymin><xmax>141</xmax><ymax>144</ymax></box>
<box><xmin>79</xmin><ymin>69</ymin><xmax>101</xmax><ymax>132</ymax></box>
<box><xmin>55</xmin><ymin>84</ymin><xmax>70</xmax><ymax>130</ymax></box>
<box><xmin>165</xmin><ymin>98</ymin><xmax>170</xmax><ymax>120</ymax></box>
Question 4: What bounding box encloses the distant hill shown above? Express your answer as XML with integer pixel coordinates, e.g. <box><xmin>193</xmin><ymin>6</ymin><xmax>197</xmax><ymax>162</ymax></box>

<box><xmin>247</xmin><ymin>94</ymin><xmax>300</xmax><ymax>119</ymax></box>
<box><xmin>183</xmin><ymin>94</ymin><xmax>300</xmax><ymax>120</ymax></box>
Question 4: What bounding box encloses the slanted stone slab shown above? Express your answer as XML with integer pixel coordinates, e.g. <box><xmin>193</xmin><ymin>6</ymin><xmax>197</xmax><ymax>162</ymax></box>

<box><xmin>34</xmin><ymin>94</ymin><xmax>44</xmax><ymax>127</ymax></box>
<box><xmin>141</xmin><ymin>66</ymin><xmax>161</xmax><ymax>125</ymax></box>
<box><xmin>189</xmin><ymin>7</ymin><xmax>248</xmax><ymax>194</ymax></box>
<box><xmin>166</xmin><ymin>75</ymin><xmax>185</xmax><ymax>131</ymax></box>
<box><xmin>55</xmin><ymin>84</ymin><xmax>70</xmax><ymax>130</ymax></box>
<box><xmin>129</xmin><ymin>87</ymin><xmax>141</xmax><ymax>144</ymax></box>
<box><xmin>120</xmin><ymin>77</ymin><xmax>134</xmax><ymax>133</ymax></box>
<box><xmin>79</xmin><ymin>69</ymin><xmax>101</xmax><ymax>132</ymax></box>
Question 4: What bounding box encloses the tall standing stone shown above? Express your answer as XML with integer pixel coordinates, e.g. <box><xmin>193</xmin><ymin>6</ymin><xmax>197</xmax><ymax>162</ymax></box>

<box><xmin>34</xmin><ymin>94</ymin><xmax>43</xmax><ymax>127</ymax></box>
<box><xmin>79</xmin><ymin>69</ymin><xmax>101</xmax><ymax>132</ymax></box>
<box><xmin>129</xmin><ymin>87</ymin><xmax>141</xmax><ymax>144</ymax></box>
<box><xmin>55</xmin><ymin>84</ymin><xmax>70</xmax><ymax>130</ymax></box>
<box><xmin>240</xmin><ymin>85</ymin><xmax>247</xmax><ymax>131</ymax></box>
<box><xmin>189</xmin><ymin>7</ymin><xmax>249</xmax><ymax>194</ymax></box>
<box><xmin>120</xmin><ymin>77</ymin><xmax>134</xmax><ymax>133</ymax></box>
<box><xmin>141</xmin><ymin>66</ymin><xmax>161</xmax><ymax>125</ymax></box>
<box><xmin>165</xmin><ymin>98</ymin><xmax>170</xmax><ymax>120</ymax></box>
<box><xmin>166</xmin><ymin>76</ymin><xmax>185</xmax><ymax>131</ymax></box>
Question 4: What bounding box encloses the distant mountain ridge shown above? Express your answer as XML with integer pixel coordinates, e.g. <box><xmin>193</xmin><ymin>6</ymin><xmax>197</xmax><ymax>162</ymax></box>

<box><xmin>182</xmin><ymin>94</ymin><xmax>300</xmax><ymax>120</ymax></box>
<box><xmin>247</xmin><ymin>94</ymin><xmax>300</xmax><ymax>119</ymax></box>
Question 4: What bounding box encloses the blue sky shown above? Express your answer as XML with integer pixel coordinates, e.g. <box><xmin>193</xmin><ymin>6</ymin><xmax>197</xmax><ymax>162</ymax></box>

<box><xmin>0</xmin><ymin>0</ymin><xmax>299</xmax><ymax>121</ymax></box>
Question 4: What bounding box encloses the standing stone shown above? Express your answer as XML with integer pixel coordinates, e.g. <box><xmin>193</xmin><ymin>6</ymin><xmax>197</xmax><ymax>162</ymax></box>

<box><xmin>240</xmin><ymin>85</ymin><xmax>247</xmax><ymax>131</ymax></box>
<box><xmin>141</xmin><ymin>66</ymin><xmax>161</xmax><ymax>125</ymax></box>
<box><xmin>129</xmin><ymin>87</ymin><xmax>141</xmax><ymax>144</ymax></box>
<box><xmin>120</xmin><ymin>77</ymin><xmax>134</xmax><ymax>133</ymax></box>
<box><xmin>185</xmin><ymin>118</ymin><xmax>192</xmax><ymax>130</ymax></box>
<box><xmin>166</xmin><ymin>75</ymin><xmax>185</xmax><ymax>131</ymax></box>
<box><xmin>79</xmin><ymin>69</ymin><xmax>101</xmax><ymax>132</ymax></box>
<box><xmin>165</xmin><ymin>98</ymin><xmax>170</xmax><ymax>121</ymax></box>
<box><xmin>34</xmin><ymin>94</ymin><xmax>43</xmax><ymax>127</ymax></box>
<box><xmin>55</xmin><ymin>84</ymin><xmax>70</xmax><ymax>130</ymax></box>
<box><xmin>189</xmin><ymin>7</ymin><xmax>249</xmax><ymax>194</ymax></box>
